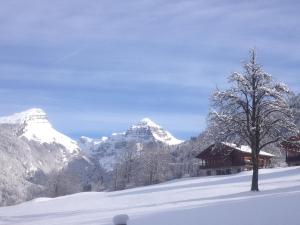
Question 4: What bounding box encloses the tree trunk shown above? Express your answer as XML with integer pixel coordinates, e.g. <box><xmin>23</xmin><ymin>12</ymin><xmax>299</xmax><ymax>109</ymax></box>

<box><xmin>251</xmin><ymin>151</ymin><xmax>259</xmax><ymax>191</ymax></box>
<box><xmin>251</xmin><ymin>165</ymin><xmax>259</xmax><ymax>191</ymax></box>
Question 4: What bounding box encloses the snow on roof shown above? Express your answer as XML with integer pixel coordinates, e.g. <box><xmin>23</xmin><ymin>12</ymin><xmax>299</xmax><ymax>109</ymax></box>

<box><xmin>222</xmin><ymin>142</ymin><xmax>275</xmax><ymax>157</ymax></box>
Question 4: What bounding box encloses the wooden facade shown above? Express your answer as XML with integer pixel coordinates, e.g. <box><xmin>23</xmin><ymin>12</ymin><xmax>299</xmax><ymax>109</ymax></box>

<box><xmin>196</xmin><ymin>142</ymin><xmax>274</xmax><ymax>176</ymax></box>
<box><xmin>281</xmin><ymin>135</ymin><xmax>300</xmax><ymax>166</ymax></box>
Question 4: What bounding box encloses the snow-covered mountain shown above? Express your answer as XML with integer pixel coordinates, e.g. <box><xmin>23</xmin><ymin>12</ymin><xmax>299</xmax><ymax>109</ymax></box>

<box><xmin>0</xmin><ymin>108</ymin><xmax>98</xmax><ymax>206</ymax></box>
<box><xmin>0</xmin><ymin>108</ymin><xmax>80</xmax><ymax>155</ymax></box>
<box><xmin>126</xmin><ymin>118</ymin><xmax>183</xmax><ymax>145</ymax></box>
<box><xmin>80</xmin><ymin>118</ymin><xmax>183</xmax><ymax>150</ymax></box>
<box><xmin>78</xmin><ymin>118</ymin><xmax>184</xmax><ymax>170</ymax></box>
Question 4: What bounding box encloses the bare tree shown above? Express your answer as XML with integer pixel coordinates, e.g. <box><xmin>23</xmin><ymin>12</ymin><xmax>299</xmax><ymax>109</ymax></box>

<box><xmin>210</xmin><ymin>49</ymin><xmax>297</xmax><ymax>191</ymax></box>
<box><xmin>289</xmin><ymin>93</ymin><xmax>300</xmax><ymax>128</ymax></box>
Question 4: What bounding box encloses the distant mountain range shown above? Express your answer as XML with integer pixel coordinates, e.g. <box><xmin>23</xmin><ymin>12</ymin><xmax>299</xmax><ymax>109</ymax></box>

<box><xmin>0</xmin><ymin>105</ymin><xmax>289</xmax><ymax>206</ymax></box>
<box><xmin>79</xmin><ymin>117</ymin><xmax>184</xmax><ymax>170</ymax></box>
<box><xmin>0</xmin><ymin>108</ymin><xmax>184</xmax><ymax>205</ymax></box>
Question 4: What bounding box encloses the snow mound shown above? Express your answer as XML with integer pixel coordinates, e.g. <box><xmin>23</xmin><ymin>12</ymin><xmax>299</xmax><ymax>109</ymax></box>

<box><xmin>30</xmin><ymin>197</ymin><xmax>53</xmax><ymax>203</ymax></box>
<box><xmin>113</xmin><ymin>214</ymin><xmax>129</xmax><ymax>225</ymax></box>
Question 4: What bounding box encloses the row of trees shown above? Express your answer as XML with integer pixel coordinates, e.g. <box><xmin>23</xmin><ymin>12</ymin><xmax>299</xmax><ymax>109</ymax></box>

<box><xmin>109</xmin><ymin>130</ymin><xmax>215</xmax><ymax>191</ymax></box>
<box><xmin>110</xmin><ymin>142</ymin><xmax>172</xmax><ymax>190</ymax></box>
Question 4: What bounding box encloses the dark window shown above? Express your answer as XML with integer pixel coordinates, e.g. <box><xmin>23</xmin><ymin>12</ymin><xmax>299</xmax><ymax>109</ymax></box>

<box><xmin>226</xmin><ymin>169</ymin><xmax>231</xmax><ymax>174</ymax></box>
<box><xmin>206</xmin><ymin>170</ymin><xmax>212</xmax><ymax>176</ymax></box>
<box><xmin>83</xmin><ymin>184</ymin><xmax>92</xmax><ymax>192</ymax></box>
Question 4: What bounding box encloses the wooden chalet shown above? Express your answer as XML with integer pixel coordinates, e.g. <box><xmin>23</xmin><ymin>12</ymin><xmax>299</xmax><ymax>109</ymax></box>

<box><xmin>281</xmin><ymin>135</ymin><xmax>300</xmax><ymax>166</ymax></box>
<box><xmin>196</xmin><ymin>142</ymin><xmax>274</xmax><ymax>176</ymax></box>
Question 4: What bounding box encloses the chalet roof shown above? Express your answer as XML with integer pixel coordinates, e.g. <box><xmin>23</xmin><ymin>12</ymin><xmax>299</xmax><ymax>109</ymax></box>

<box><xmin>222</xmin><ymin>142</ymin><xmax>275</xmax><ymax>157</ymax></box>
<box><xmin>197</xmin><ymin>142</ymin><xmax>275</xmax><ymax>159</ymax></box>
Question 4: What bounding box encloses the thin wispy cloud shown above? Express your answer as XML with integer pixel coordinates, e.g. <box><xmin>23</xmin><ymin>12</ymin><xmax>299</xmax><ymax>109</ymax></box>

<box><xmin>54</xmin><ymin>47</ymin><xmax>86</xmax><ymax>64</ymax></box>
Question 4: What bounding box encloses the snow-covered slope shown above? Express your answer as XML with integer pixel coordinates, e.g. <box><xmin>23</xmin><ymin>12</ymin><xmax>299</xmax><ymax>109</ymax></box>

<box><xmin>0</xmin><ymin>108</ymin><xmax>80</xmax><ymax>154</ymax></box>
<box><xmin>78</xmin><ymin>118</ymin><xmax>183</xmax><ymax>170</ymax></box>
<box><xmin>1</xmin><ymin>166</ymin><xmax>300</xmax><ymax>225</ymax></box>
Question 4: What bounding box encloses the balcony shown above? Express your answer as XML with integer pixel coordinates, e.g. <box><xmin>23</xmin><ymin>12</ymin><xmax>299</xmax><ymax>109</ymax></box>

<box><xmin>199</xmin><ymin>162</ymin><xmax>245</xmax><ymax>169</ymax></box>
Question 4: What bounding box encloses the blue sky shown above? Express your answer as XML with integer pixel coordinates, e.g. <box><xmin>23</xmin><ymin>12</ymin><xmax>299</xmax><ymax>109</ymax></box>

<box><xmin>0</xmin><ymin>0</ymin><xmax>299</xmax><ymax>140</ymax></box>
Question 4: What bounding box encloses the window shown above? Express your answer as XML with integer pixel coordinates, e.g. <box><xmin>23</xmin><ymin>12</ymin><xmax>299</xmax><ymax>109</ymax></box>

<box><xmin>226</xmin><ymin>169</ymin><xmax>231</xmax><ymax>175</ymax></box>
<box><xmin>206</xmin><ymin>170</ymin><xmax>212</xmax><ymax>176</ymax></box>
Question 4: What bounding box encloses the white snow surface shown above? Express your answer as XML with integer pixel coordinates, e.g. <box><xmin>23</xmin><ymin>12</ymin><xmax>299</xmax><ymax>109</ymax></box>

<box><xmin>0</xmin><ymin>108</ymin><xmax>80</xmax><ymax>154</ymax></box>
<box><xmin>1</xmin><ymin>166</ymin><xmax>300</xmax><ymax>225</ymax></box>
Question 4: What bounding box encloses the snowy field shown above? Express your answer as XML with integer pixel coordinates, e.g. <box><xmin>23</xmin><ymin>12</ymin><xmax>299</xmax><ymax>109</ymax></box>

<box><xmin>1</xmin><ymin>166</ymin><xmax>300</xmax><ymax>225</ymax></box>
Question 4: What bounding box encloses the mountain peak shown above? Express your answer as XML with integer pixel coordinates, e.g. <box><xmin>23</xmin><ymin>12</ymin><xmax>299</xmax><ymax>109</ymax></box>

<box><xmin>136</xmin><ymin>117</ymin><xmax>160</xmax><ymax>128</ymax></box>
<box><xmin>21</xmin><ymin>108</ymin><xmax>46</xmax><ymax>116</ymax></box>
<box><xmin>0</xmin><ymin>108</ymin><xmax>48</xmax><ymax>125</ymax></box>
<box><xmin>126</xmin><ymin>118</ymin><xmax>183</xmax><ymax>145</ymax></box>
<box><xmin>0</xmin><ymin>108</ymin><xmax>79</xmax><ymax>154</ymax></box>
<box><xmin>79</xmin><ymin>118</ymin><xmax>184</xmax><ymax>171</ymax></box>
<box><xmin>140</xmin><ymin>117</ymin><xmax>153</xmax><ymax>123</ymax></box>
